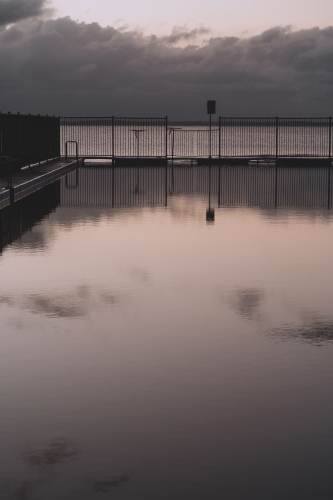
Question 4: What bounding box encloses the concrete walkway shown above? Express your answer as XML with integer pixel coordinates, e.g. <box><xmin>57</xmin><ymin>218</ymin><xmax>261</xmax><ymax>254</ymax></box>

<box><xmin>0</xmin><ymin>158</ymin><xmax>83</xmax><ymax>209</ymax></box>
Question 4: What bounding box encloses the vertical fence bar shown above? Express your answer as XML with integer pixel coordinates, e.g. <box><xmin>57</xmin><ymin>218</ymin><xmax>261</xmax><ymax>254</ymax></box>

<box><xmin>218</xmin><ymin>116</ymin><xmax>221</xmax><ymax>162</ymax></box>
<box><xmin>112</xmin><ymin>116</ymin><xmax>115</xmax><ymax>163</ymax></box>
<box><xmin>275</xmin><ymin>116</ymin><xmax>279</xmax><ymax>163</ymax></box>
<box><xmin>38</xmin><ymin>114</ymin><xmax>41</xmax><ymax>165</ymax></box>
<box><xmin>8</xmin><ymin>112</ymin><xmax>11</xmax><ymax>159</ymax></box>
<box><xmin>329</xmin><ymin>116</ymin><xmax>332</xmax><ymax>161</ymax></box>
<box><xmin>165</xmin><ymin>116</ymin><xmax>168</xmax><ymax>161</ymax></box>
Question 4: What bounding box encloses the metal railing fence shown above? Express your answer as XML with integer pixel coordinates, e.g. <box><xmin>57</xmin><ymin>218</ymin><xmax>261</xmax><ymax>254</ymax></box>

<box><xmin>60</xmin><ymin>116</ymin><xmax>333</xmax><ymax>160</ymax></box>
<box><xmin>61</xmin><ymin>117</ymin><xmax>168</xmax><ymax>158</ymax></box>
<box><xmin>218</xmin><ymin>117</ymin><xmax>332</xmax><ymax>159</ymax></box>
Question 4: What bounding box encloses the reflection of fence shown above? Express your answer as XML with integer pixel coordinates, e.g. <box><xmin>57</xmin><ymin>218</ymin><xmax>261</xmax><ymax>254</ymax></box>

<box><xmin>60</xmin><ymin>165</ymin><xmax>333</xmax><ymax>209</ymax></box>
<box><xmin>0</xmin><ymin>112</ymin><xmax>60</xmax><ymax>170</ymax></box>
<box><xmin>0</xmin><ymin>181</ymin><xmax>60</xmax><ymax>253</ymax></box>
<box><xmin>60</xmin><ymin>116</ymin><xmax>333</xmax><ymax>160</ymax></box>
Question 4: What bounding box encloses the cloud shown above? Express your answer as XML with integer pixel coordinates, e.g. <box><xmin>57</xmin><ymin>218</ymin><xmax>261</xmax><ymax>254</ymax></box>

<box><xmin>268</xmin><ymin>319</ymin><xmax>333</xmax><ymax>346</ymax></box>
<box><xmin>228</xmin><ymin>288</ymin><xmax>265</xmax><ymax>320</ymax></box>
<box><xmin>0</xmin><ymin>0</ymin><xmax>51</xmax><ymax>26</ymax></box>
<box><xmin>1</xmin><ymin>16</ymin><xmax>333</xmax><ymax>118</ymax></box>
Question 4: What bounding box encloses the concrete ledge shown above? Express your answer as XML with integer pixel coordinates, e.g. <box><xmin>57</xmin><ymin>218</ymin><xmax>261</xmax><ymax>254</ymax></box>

<box><xmin>113</xmin><ymin>157</ymin><xmax>167</xmax><ymax>166</ymax></box>
<box><xmin>0</xmin><ymin>189</ymin><xmax>10</xmax><ymax>209</ymax></box>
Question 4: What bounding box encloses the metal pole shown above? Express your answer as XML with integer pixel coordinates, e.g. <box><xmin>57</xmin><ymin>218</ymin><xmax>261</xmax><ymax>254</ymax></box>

<box><xmin>275</xmin><ymin>116</ymin><xmax>279</xmax><ymax>164</ymax></box>
<box><xmin>328</xmin><ymin>163</ymin><xmax>331</xmax><ymax>209</ymax></box>
<box><xmin>329</xmin><ymin>116</ymin><xmax>332</xmax><ymax>161</ymax></box>
<box><xmin>38</xmin><ymin>114</ymin><xmax>41</xmax><ymax>165</ymax></box>
<box><xmin>218</xmin><ymin>164</ymin><xmax>221</xmax><ymax>207</ymax></box>
<box><xmin>112</xmin><ymin>166</ymin><xmax>115</xmax><ymax>207</ymax></box>
<box><xmin>112</xmin><ymin>116</ymin><xmax>115</xmax><ymax>165</ymax></box>
<box><xmin>8</xmin><ymin>112</ymin><xmax>11</xmax><ymax>159</ymax></box>
<box><xmin>165</xmin><ymin>116</ymin><xmax>168</xmax><ymax>162</ymax></box>
<box><xmin>219</xmin><ymin>116</ymin><xmax>221</xmax><ymax>163</ymax></box>
<box><xmin>328</xmin><ymin>117</ymin><xmax>331</xmax><ymax>208</ymax></box>
<box><xmin>18</xmin><ymin>112</ymin><xmax>21</xmax><ymax>162</ymax></box>
<box><xmin>46</xmin><ymin>114</ymin><xmax>49</xmax><ymax>162</ymax></box>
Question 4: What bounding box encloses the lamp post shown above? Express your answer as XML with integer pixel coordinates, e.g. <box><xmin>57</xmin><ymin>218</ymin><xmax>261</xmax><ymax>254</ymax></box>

<box><xmin>207</xmin><ymin>100</ymin><xmax>216</xmax><ymax>159</ymax></box>
<box><xmin>206</xmin><ymin>100</ymin><xmax>216</xmax><ymax>221</ymax></box>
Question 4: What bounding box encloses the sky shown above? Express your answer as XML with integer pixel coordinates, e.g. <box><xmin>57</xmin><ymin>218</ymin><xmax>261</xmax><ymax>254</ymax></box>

<box><xmin>0</xmin><ymin>0</ymin><xmax>333</xmax><ymax>119</ymax></box>
<box><xmin>52</xmin><ymin>0</ymin><xmax>333</xmax><ymax>38</ymax></box>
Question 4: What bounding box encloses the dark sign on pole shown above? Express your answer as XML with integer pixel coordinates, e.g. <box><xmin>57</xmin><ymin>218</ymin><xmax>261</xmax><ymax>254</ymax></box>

<box><xmin>207</xmin><ymin>100</ymin><xmax>216</xmax><ymax>115</ymax></box>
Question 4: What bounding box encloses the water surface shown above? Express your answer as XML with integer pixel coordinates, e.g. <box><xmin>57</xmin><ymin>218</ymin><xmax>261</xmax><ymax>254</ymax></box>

<box><xmin>1</xmin><ymin>166</ymin><xmax>333</xmax><ymax>499</ymax></box>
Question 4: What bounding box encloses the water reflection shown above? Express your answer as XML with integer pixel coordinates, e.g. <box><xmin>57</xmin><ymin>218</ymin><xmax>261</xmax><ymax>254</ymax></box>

<box><xmin>21</xmin><ymin>439</ymin><xmax>78</xmax><ymax>466</ymax></box>
<box><xmin>90</xmin><ymin>472</ymin><xmax>132</xmax><ymax>492</ymax></box>
<box><xmin>269</xmin><ymin>319</ymin><xmax>333</xmax><ymax>346</ymax></box>
<box><xmin>0</xmin><ymin>286</ymin><xmax>124</xmax><ymax>319</ymax></box>
<box><xmin>0</xmin><ymin>182</ymin><xmax>60</xmax><ymax>253</ymax></box>
<box><xmin>228</xmin><ymin>288</ymin><xmax>265</xmax><ymax>321</ymax></box>
<box><xmin>60</xmin><ymin>165</ymin><xmax>333</xmax><ymax>209</ymax></box>
<box><xmin>1</xmin><ymin>165</ymin><xmax>333</xmax><ymax>500</ymax></box>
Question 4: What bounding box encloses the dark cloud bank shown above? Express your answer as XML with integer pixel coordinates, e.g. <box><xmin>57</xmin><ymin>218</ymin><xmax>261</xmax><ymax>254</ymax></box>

<box><xmin>0</xmin><ymin>0</ymin><xmax>51</xmax><ymax>26</ymax></box>
<box><xmin>1</xmin><ymin>1</ymin><xmax>333</xmax><ymax>118</ymax></box>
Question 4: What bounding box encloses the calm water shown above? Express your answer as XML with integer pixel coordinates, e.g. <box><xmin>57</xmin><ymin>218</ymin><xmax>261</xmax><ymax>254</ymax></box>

<box><xmin>1</xmin><ymin>166</ymin><xmax>333</xmax><ymax>499</ymax></box>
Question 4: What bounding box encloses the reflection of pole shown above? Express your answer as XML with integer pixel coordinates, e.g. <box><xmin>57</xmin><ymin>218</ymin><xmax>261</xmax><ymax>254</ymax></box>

<box><xmin>328</xmin><ymin>164</ymin><xmax>331</xmax><ymax>209</ymax></box>
<box><xmin>275</xmin><ymin>163</ymin><xmax>278</xmax><ymax>209</ymax></box>
<box><xmin>209</xmin><ymin>113</ymin><xmax>212</xmax><ymax>159</ymax></box>
<box><xmin>209</xmin><ymin>163</ymin><xmax>211</xmax><ymax>210</ymax></box>
<box><xmin>275</xmin><ymin>116</ymin><xmax>279</xmax><ymax>209</ymax></box>
<box><xmin>168</xmin><ymin>127</ymin><xmax>182</xmax><ymax>195</ymax></box>
<box><xmin>172</xmin><ymin>128</ymin><xmax>174</xmax><ymax>193</ymax></box>
<box><xmin>165</xmin><ymin>163</ymin><xmax>168</xmax><ymax>207</ymax></box>
<box><xmin>112</xmin><ymin>166</ymin><xmax>115</xmax><ymax>207</ymax></box>
<box><xmin>218</xmin><ymin>164</ymin><xmax>221</xmax><ymax>207</ymax></box>
<box><xmin>206</xmin><ymin>163</ymin><xmax>215</xmax><ymax>222</ymax></box>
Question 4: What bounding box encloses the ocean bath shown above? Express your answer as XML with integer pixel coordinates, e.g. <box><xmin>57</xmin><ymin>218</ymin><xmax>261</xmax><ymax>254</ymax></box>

<box><xmin>1</xmin><ymin>166</ymin><xmax>333</xmax><ymax>499</ymax></box>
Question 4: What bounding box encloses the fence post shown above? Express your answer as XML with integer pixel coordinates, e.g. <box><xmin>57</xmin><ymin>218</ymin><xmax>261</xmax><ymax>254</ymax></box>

<box><xmin>38</xmin><ymin>114</ymin><xmax>41</xmax><ymax>165</ymax></box>
<box><xmin>165</xmin><ymin>116</ymin><xmax>168</xmax><ymax>161</ymax></box>
<box><xmin>29</xmin><ymin>113</ymin><xmax>31</xmax><ymax>167</ymax></box>
<box><xmin>165</xmin><ymin>117</ymin><xmax>168</xmax><ymax>204</ymax></box>
<box><xmin>18</xmin><ymin>112</ymin><xmax>21</xmax><ymax>162</ymax></box>
<box><xmin>8</xmin><ymin>112</ymin><xmax>11</xmax><ymax>159</ymax></box>
<box><xmin>275</xmin><ymin>116</ymin><xmax>279</xmax><ymax>163</ymax></box>
<box><xmin>329</xmin><ymin>116</ymin><xmax>332</xmax><ymax>161</ymax></box>
<box><xmin>218</xmin><ymin>116</ymin><xmax>220</xmax><ymax>160</ymax></box>
<box><xmin>112</xmin><ymin>116</ymin><xmax>115</xmax><ymax>165</ymax></box>
<box><xmin>52</xmin><ymin>116</ymin><xmax>55</xmax><ymax>159</ymax></box>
